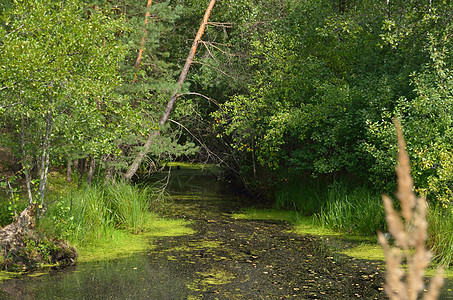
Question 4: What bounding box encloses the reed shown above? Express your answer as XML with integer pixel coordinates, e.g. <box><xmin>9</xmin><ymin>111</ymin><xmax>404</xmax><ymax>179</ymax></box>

<box><xmin>377</xmin><ymin>121</ymin><xmax>444</xmax><ymax>300</ymax></box>
<box><xmin>427</xmin><ymin>204</ymin><xmax>453</xmax><ymax>268</ymax></box>
<box><xmin>316</xmin><ymin>183</ymin><xmax>385</xmax><ymax>236</ymax></box>
<box><xmin>274</xmin><ymin>182</ymin><xmax>322</xmax><ymax>215</ymax></box>
<box><xmin>40</xmin><ymin>182</ymin><xmax>159</xmax><ymax>247</ymax></box>
<box><xmin>106</xmin><ymin>183</ymin><xmax>153</xmax><ymax>234</ymax></box>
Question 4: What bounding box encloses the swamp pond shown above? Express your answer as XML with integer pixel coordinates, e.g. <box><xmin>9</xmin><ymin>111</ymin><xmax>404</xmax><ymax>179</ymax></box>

<box><xmin>0</xmin><ymin>166</ymin><xmax>452</xmax><ymax>299</ymax></box>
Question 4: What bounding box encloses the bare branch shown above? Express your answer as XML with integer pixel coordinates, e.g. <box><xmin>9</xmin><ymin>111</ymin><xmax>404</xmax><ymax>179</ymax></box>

<box><xmin>192</xmin><ymin>60</ymin><xmax>235</xmax><ymax>79</ymax></box>
<box><xmin>4</xmin><ymin>24</ymin><xmax>24</xmax><ymax>38</ymax></box>
<box><xmin>0</xmin><ymin>102</ymin><xmax>22</xmax><ymax>109</ymax></box>
<box><xmin>206</xmin><ymin>22</ymin><xmax>233</xmax><ymax>28</ymax></box>
<box><xmin>200</xmin><ymin>40</ymin><xmax>220</xmax><ymax>62</ymax></box>
<box><xmin>133</xmin><ymin>0</ymin><xmax>153</xmax><ymax>83</ymax></box>
<box><xmin>178</xmin><ymin>92</ymin><xmax>222</xmax><ymax>109</ymax></box>
<box><xmin>168</xmin><ymin>118</ymin><xmax>225</xmax><ymax>164</ymax></box>
<box><xmin>200</xmin><ymin>40</ymin><xmax>234</xmax><ymax>57</ymax></box>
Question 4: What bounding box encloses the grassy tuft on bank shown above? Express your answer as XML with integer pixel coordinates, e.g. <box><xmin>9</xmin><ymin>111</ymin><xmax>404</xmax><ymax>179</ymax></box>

<box><xmin>427</xmin><ymin>205</ymin><xmax>453</xmax><ymax>268</ymax></box>
<box><xmin>38</xmin><ymin>180</ymin><xmax>194</xmax><ymax>263</ymax></box>
<box><xmin>274</xmin><ymin>181</ymin><xmax>386</xmax><ymax>236</ymax></box>
<box><xmin>274</xmin><ymin>179</ymin><xmax>453</xmax><ymax>268</ymax></box>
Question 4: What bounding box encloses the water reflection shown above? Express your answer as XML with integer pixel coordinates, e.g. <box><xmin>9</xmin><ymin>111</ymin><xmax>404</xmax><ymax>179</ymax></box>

<box><xmin>0</xmin><ymin>253</ymin><xmax>190</xmax><ymax>299</ymax></box>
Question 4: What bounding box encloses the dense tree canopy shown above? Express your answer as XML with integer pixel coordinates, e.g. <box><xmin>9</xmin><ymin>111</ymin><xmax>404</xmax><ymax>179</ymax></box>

<box><xmin>1</xmin><ymin>0</ymin><xmax>453</xmax><ymax>206</ymax></box>
<box><xmin>212</xmin><ymin>0</ymin><xmax>453</xmax><ymax>205</ymax></box>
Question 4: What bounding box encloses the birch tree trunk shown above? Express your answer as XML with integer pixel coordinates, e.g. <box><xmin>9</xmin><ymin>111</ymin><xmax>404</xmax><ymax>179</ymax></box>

<box><xmin>38</xmin><ymin>113</ymin><xmax>53</xmax><ymax>213</ymax></box>
<box><xmin>124</xmin><ymin>0</ymin><xmax>217</xmax><ymax>180</ymax></box>
<box><xmin>21</xmin><ymin>116</ymin><xmax>33</xmax><ymax>205</ymax></box>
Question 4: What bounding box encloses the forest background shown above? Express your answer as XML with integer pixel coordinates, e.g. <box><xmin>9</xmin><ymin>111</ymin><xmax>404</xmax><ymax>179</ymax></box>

<box><xmin>2</xmin><ymin>0</ymin><xmax>453</xmax><ymax>269</ymax></box>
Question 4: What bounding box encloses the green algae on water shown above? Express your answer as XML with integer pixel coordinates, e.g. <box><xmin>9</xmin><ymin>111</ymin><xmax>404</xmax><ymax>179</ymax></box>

<box><xmin>291</xmin><ymin>216</ymin><xmax>341</xmax><ymax>236</ymax></box>
<box><xmin>0</xmin><ymin>271</ymin><xmax>21</xmax><ymax>281</ymax></box>
<box><xmin>231</xmin><ymin>208</ymin><xmax>298</xmax><ymax>222</ymax></box>
<box><xmin>78</xmin><ymin>217</ymin><xmax>194</xmax><ymax>263</ymax></box>
<box><xmin>187</xmin><ymin>267</ymin><xmax>236</xmax><ymax>292</ymax></box>
<box><xmin>340</xmin><ymin>243</ymin><xmax>385</xmax><ymax>261</ymax></box>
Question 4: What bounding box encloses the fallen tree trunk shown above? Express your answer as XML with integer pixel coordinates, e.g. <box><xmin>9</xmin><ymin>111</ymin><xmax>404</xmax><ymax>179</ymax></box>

<box><xmin>124</xmin><ymin>0</ymin><xmax>217</xmax><ymax>180</ymax></box>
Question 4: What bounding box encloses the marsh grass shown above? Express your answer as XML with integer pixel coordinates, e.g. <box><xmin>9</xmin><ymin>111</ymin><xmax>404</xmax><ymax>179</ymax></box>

<box><xmin>40</xmin><ymin>182</ymin><xmax>160</xmax><ymax>247</ymax></box>
<box><xmin>274</xmin><ymin>182</ymin><xmax>322</xmax><ymax>215</ymax></box>
<box><xmin>276</xmin><ymin>180</ymin><xmax>386</xmax><ymax>236</ymax></box>
<box><xmin>106</xmin><ymin>183</ymin><xmax>153</xmax><ymax>234</ymax></box>
<box><xmin>427</xmin><ymin>205</ymin><xmax>453</xmax><ymax>268</ymax></box>
<box><xmin>315</xmin><ymin>184</ymin><xmax>386</xmax><ymax>236</ymax></box>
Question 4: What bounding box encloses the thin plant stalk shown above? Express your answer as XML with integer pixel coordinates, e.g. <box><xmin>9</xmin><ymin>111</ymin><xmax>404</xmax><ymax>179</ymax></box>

<box><xmin>378</xmin><ymin>120</ymin><xmax>444</xmax><ymax>300</ymax></box>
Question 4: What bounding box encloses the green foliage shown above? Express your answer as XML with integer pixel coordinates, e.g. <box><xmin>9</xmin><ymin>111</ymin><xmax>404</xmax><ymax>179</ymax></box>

<box><xmin>214</xmin><ymin>0</ymin><xmax>392</xmax><ymax>182</ymax></box>
<box><xmin>22</xmin><ymin>236</ymin><xmax>56</xmax><ymax>264</ymax></box>
<box><xmin>0</xmin><ymin>0</ymin><xmax>129</xmax><ymax>202</ymax></box>
<box><xmin>0</xmin><ymin>175</ymin><xmax>28</xmax><ymax>226</ymax></box>
<box><xmin>0</xmin><ymin>0</ymin><xmax>199</xmax><ymax>201</ymax></box>
<box><xmin>211</xmin><ymin>0</ymin><xmax>453</xmax><ymax>211</ymax></box>
<box><xmin>49</xmin><ymin>200</ymin><xmax>75</xmax><ymax>240</ymax></box>
<box><xmin>364</xmin><ymin>5</ymin><xmax>453</xmax><ymax>203</ymax></box>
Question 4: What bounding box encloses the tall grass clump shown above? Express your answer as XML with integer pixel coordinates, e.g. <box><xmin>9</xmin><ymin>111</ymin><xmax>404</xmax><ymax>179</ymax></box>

<box><xmin>40</xmin><ymin>182</ymin><xmax>158</xmax><ymax>247</ymax></box>
<box><xmin>315</xmin><ymin>183</ymin><xmax>386</xmax><ymax>236</ymax></box>
<box><xmin>105</xmin><ymin>183</ymin><xmax>153</xmax><ymax>234</ymax></box>
<box><xmin>274</xmin><ymin>181</ymin><xmax>323</xmax><ymax>215</ymax></box>
<box><xmin>427</xmin><ymin>205</ymin><xmax>453</xmax><ymax>268</ymax></box>
<box><xmin>71</xmin><ymin>185</ymin><xmax>114</xmax><ymax>243</ymax></box>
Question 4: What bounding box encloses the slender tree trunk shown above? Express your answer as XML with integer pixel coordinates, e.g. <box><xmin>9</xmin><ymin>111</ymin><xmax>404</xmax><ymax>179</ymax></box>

<box><xmin>162</xmin><ymin>0</ymin><xmax>216</xmax><ymax>126</ymax></box>
<box><xmin>124</xmin><ymin>131</ymin><xmax>159</xmax><ymax>180</ymax></box>
<box><xmin>78</xmin><ymin>158</ymin><xmax>86</xmax><ymax>188</ymax></box>
<box><xmin>87</xmin><ymin>157</ymin><xmax>96</xmax><ymax>186</ymax></box>
<box><xmin>66</xmin><ymin>159</ymin><xmax>72</xmax><ymax>183</ymax></box>
<box><xmin>124</xmin><ymin>0</ymin><xmax>217</xmax><ymax>180</ymax></box>
<box><xmin>21</xmin><ymin>116</ymin><xmax>33</xmax><ymax>205</ymax></box>
<box><xmin>38</xmin><ymin>113</ymin><xmax>53</xmax><ymax>214</ymax></box>
<box><xmin>73</xmin><ymin>159</ymin><xmax>78</xmax><ymax>174</ymax></box>
<box><xmin>133</xmin><ymin>0</ymin><xmax>153</xmax><ymax>83</ymax></box>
